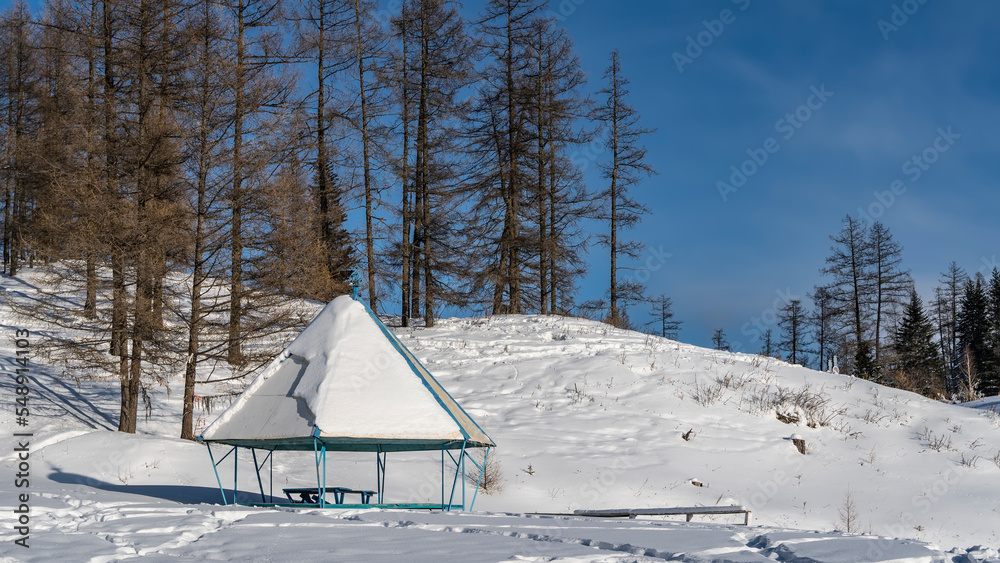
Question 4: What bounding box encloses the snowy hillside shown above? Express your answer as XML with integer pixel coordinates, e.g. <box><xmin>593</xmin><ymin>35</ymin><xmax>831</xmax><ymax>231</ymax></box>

<box><xmin>410</xmin><ymin>314</ymin><xmax>1000</xmax><ymax>540</ymax></box>
<box><xmin>1</xmin><ymin>270</ymin><xmax>998</xmax><ymax>562</ymax></box>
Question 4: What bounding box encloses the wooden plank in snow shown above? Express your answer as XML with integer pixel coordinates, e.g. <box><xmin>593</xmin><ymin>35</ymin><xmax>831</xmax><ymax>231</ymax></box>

<box><xmin>572</xmin><ymin>506</ymin><xmax>752</xmax><ymax>525</ymax></box>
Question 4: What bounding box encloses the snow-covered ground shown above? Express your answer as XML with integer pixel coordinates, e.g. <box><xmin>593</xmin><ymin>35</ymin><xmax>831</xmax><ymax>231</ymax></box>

<box><xmin>0</xmin><ymin>271</ymin><xmax>998</xmax><ymax>562</ymax></box>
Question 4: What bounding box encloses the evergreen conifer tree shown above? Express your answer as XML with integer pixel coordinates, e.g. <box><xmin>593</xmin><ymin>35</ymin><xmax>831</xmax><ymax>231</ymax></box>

<box><xmin>983</xmin><ymin>268</ymin><xmax>1000</xmax><ymax>396</ymax></box>
<box><xmin>957</xmin><ymin>274</ymin><xmax>990</xmax><ymax>395</ymax></box>
<box><xmin>893</xmin><ymin>289</ymin><xmax>944</xmax><ymax>396</ymax></box>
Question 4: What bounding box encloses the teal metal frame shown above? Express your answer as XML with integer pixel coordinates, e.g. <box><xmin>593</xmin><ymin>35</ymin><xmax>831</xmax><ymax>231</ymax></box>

<box><xmin>375</xmin><ymin>447</ymin><xmax>387</xmax><ymax>504</ymax></box>
<box><xmin>203</xmin><ymin>439</ymin><xmax>489</xmax><ymax>511</ymax></box>
<box><xmin>207</xmin><ymin>445</ymin><xmax>236</xmax><ymax>505</ymax></box>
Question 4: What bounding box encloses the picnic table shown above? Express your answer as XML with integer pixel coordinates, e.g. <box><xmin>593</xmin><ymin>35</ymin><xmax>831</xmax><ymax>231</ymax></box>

<box><xmin>283</xmin><ymin>487</ymin><xmax>377</xmax><ymax>505</ymax></box>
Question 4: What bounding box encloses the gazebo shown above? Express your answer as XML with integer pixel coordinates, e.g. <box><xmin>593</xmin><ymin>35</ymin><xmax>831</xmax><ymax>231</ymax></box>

<box><xmin>198</xmin><ymin>289</ymin><xmax>494</xmax><ymax>510</ymax></box>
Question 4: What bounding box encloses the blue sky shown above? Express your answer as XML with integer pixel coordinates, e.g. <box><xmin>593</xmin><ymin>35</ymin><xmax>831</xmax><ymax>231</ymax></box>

<box><xmin>542</xmin><ymin>0</ymin><xmax>1000</xmax><ymax>352</ymax></box>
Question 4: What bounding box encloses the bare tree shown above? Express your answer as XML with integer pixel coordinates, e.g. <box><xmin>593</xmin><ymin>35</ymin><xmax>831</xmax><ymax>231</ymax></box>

<box><xmin>869</xmin><ymin>221</ymin><xmax>911</xmax><ymax>369</ymax></box>
<box><xmin>712</xmin><ymin>328</ymin><xmax>730</xmax><ymax>352</ymax></box>
<box><xmin>349</xmin><ymin>0</ymin><xmax>387</xmax><ymax>310</ymax></box>
<box><xmin>525</xmin><ymin>16</ymin><xmax>591</xmax><ymax>315</ymax></box>
<box><xmin>116</xmin><ymin>0</ymin><xmax>190</xmax><ymax>432</ymax></box>
<box><xmin>473</xmin><ymin>0</ymin><xmax>542</xmax><ymax>315</ymax></box>
<box><xmin>594</xmin><ymin>49</ymin><xmax>655</xmax><ymax>328</ymax></box>
<box><xmin>22</xmin><ymin>0</ymin><xmax>190</xmax><ymax>433</ymax></box>
<box><xmin>778</xmin><ymin>299</ymin><xmax>808</xmax><ymax>365</ymax></box>
<box><xmin>957</xmin><ymin>345</ymin><xmax>981</xmax><ymax>402</ymax></box>
<box><xmin>390</xmin><ymin>3</ymin><xmax>414</xmax><ymax>326</ymax></box>
<box><xmin>0</xmin><ymin>1</ymin><xmax>38</xmax><ymax>278</ymax></box>
<box><xmin>220</xmin><ymin>0</ymin><xmax>285</xmax><ymax>366</ymax></box>
<box><xmin>290</xmin><ymin>0</ymin><xmax>357</xmax><ymax>302</ymax></box>
<box><xmin>837</xmin><ymin>486</ymin><xmax>859</xmax><ymax>533</ymax></box>
<box><xmin>647</xmin><ymin>294</ymin><xmax>681</xmax><ymax>340</ymax></box>
<box><xmin>934</xmin><ymin>261</ymin><xmax>967</xmax><ymax>392</ymax></box>
<box><xmin>178</xmin><ymin>0</ymin><xmax>236</xmax><ymax>440</ymax></box>
<box><xmin>810</xmin><ymin>285</ymin><xmax>840</xmax><ymax>372</ymax></box>
<box><xmin>384</xmin><ymin>0</ymin><xmax>475</xmax><ymax>326</ymax></box>
<box><xmin>760</xmin><ymin>328</ymin><xmax>774</xmax><ymax>358</ymax></box>
<box><xmin>822</xmin><ymin>215</ymin><xmax>876</xmax><ymax>378</ymax></box>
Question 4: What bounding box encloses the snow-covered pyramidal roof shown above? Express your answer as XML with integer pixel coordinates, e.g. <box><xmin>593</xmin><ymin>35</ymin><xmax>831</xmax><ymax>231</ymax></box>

<box><xmin>200</xmin><ymin>296</ymin><xmax>494</xmax><ymax>452</ymax></box>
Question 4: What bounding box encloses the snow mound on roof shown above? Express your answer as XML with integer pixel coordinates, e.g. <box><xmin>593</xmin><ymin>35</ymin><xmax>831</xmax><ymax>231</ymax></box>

<box><xmin>286</xmin><ymin>295</ymin><xmax>462</xmax><ymax>440</ymax></box>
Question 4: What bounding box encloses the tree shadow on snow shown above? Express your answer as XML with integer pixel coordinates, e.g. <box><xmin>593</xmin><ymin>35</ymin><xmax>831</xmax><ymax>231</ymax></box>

<box><xmin>0</xmin><ymin>359</ymin><xmax>118</xmax><ymax>430</ymax></box>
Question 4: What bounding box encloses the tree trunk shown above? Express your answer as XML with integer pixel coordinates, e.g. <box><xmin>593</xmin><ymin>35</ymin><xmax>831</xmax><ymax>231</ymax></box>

<box><xmin>121</xmin><ymin>321</ymin><xmax>143</xmax><ymax>433</ymax></box>
<box><xmin>504</xmin><ymin>7</ymin><xmax>520</xmax><ymax>314</ymax></box>
<box><xmin>422</xmin><ymin>140</ymin><xmax>432</xmax><ymax>327</ymax></box>
<box><xmin>181</xmin><ymin>175</ymin><xmax>206</xmax><ymax>440</ymax></box>
<box><xmin>418</xmin><ymin>4</ymin><xmax>433</xmax><ymax>327</ymax></box>
<box><xmin>182</xmin><ymin>5</ymin><xmax>212</xmax><ymax>439</ymax></box>
<box><xmin>411</xmin><ymin>3</ymin><xmax>427</xmax><ymax>320</ymax></box>
<box><xmin>536</xmin><ymin>34</ymin><xmax>547</xmax><ymax>315</ymax></box>
<box><xmin>355</xmin><ymin>0</ymin><xmax>377</xmax><ymax>310</ymax></box>
<box><xmin>608</xmin><ymin>61</ymin><xmax>620</xmax><ymax>327</ymax></box>
<box><xmin>182</xmin><ymin>195</ymin><xmax>205</xmax><ymax>439</ymax></box>
<box><xmin>548</xmin><ymin>111</ymin><xmax>558</xmax><ymax>314</ymax></box>
<box><xmin>84</xmin><ymin>252</ymin><xmax>97</xmax><ymax>317</ymax></box>
<box><xmin>3</xmin><ymin>155</ymin><xmax>10</xmax><ymax>274</ymax></box>
<box><xmin>105</xmin><ymin>0</ymin><xmax>126</xmax><ymax>358</ymax></box>
<box><xmin>399</xmin><ymin>12</ymin><xmax>411</xmax><ymax>327</ymax></box>
<box><xmin>9</xmin><ymin>182</ymin><xmax>19</xmax><ymax>276</ymax></box>
<box><xmin>228</xmin><ymin>0</ymin><xmax>246</xmax><ymax>366</ymax></box>
<box><xmin>111</xmin><ymin>251</ymin><xmax>126</xmax><ymax>357</ymax></box>
<box><xmin>117</xmin><ymin>346</ymin><xmax>133</xmax><ymax>432</ymax></box>
<box><xmin>151</xmin><ymin>260</ymin><xmax>164</xmax><ymax>329</ymax></box>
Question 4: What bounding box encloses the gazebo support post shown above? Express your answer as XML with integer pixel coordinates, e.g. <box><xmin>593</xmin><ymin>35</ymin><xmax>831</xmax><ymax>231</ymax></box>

<box><xmin>233</xmin><ymin>446</ymin><xmax>238</xmax><ymax>505</ymax></box>
<box><xmin>207</xmin><ymin>445</ymin><xmax>236</xmax><ymax>505</ymax></box>
<box><xmin>445</xmin><ymin>449</ymin><xmax>456</xmax><ymax>509</ymax></box>
<box><xmin>468</xmin><ymin>447</ymin><xmax>488</xmax><ymax>511</ymax></box>
<box><xmin>445</xmin><ymin>441</ymin><xmax>467</xmax><ymax>510</ymax></box>
<box><xmin>313</xmin><ymin>436</ymin><xmax>328</xmax><ymax>507</ymax></box>
<box><xmin>375</xmin><ymin>448</ymin><xmax>387</xmax><ymax>504</ymax></box>
<box><xmin>251</xmin><ymin>448</ymin><xmax>272</xmax><ymax>504</ymax></box>
<box><xmin>313</xmin><ymin>436</ymin><xmax>320</xmax><ymax>505</ymax></box>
